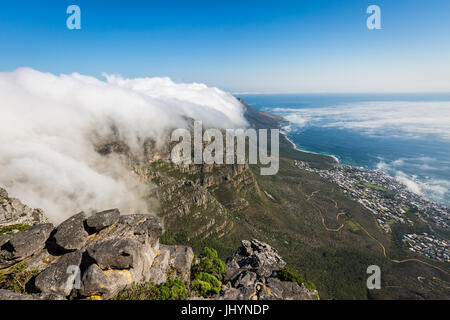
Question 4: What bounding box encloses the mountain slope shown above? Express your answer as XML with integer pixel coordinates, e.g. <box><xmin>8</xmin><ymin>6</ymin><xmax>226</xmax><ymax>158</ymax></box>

<box><xmin>148</xmin><ymin>101</ymin><xmax>449</xmax><ymax>299</ymax></box>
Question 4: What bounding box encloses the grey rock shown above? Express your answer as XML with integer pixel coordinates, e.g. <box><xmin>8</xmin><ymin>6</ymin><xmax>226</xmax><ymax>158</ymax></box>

<box><xmin>0</xmin><ymin>187</ymin><xmax>49</xmax><ymax>226</ymax></box>
<box><xmin>86</xmin><ymin>209</ymin><xmax>120</xmax><ymax>232</ymax></box>
<box><xmin>53</xmin><ymin>212</ymin><xmax>88</xmax><ymax>251</ymax></box>
<box><xmin>219</xmin><ymin>239</ymin><xmax>317</xmax><ymax>300</ymax></box>
<box><xmin>225</xmin><ymin>239</ymin><xmax>285</xmax><ymax>280</ymax></box>
<box><xmin>0</xmin><ymin>289</ymin><xmax>35</xmax><ymax>300</ymax></box>
<box><xmin>232</xmin><ymin>271</ymin><xmax>258</xmax><ymax>288</ymax></box>
<box><xmin>32</xmin><ymin>293</ymin><xmax>66</xmax><ymax>300</ymax></box>
<box><xmin>259</xmin><ymin>278</ymin><xmax>317</xmax><ymax>300</ymax></box>
<box><xmin>24</xmin><ymin>247</ymin><xmax>59</xmax><ymax>272</ymax></box>
<box><xmin>163</xmin><ymin>244</ymin><xmax>194</xmax><ymax>284</ymax></box>
<box><xmin>80</xmin><ymin>263</ymin><xmax>108</xmax><ymax>297</ymax></box>
<box><xmin>133</xmin><ymin>216</ymin><xmax>164</xmax><ymax>247</ymax></box>
<box><xmin>0</xmin><ymin>223</ymin><xmax>54</xmax><ymax>267</ymax></box>
<box><xmin>87</xmin><ymin>238</ymin><xmax>139</xmax><ymax>270</ymax></box>
<box><xmin>147</xmin><ymin>247</ymin><xmax>170</xmax><ymax>285</ymax></box>
<box><xmin>34</xmin><ymin>250</ymin><xmax>83</xmax><ymax>297</ymax></box>
<box><xmin>80</xmin><ymin>264</ymin><xmax>134</xmax><ymax>299</ymax></box>
<box><xmin>215</xmin><ymin>285</ymin><xmax>257</xmax><ymax>300</ymax></box>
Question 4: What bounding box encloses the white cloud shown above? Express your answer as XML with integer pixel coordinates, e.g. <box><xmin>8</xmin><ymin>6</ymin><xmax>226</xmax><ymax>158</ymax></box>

<box><xmin>376</xmin><ymin>160</ymin><xmax>449</xmax><ymax>205</ymax></box>
<box><xmin>0</xmin><ymin>68</ymin><xmax>248</xmax><ymax>223</ymax></box>
<box><xmin>275</xmin><ymin>101</ymin><xmax>450</xmax><ymax>140</ymax></box>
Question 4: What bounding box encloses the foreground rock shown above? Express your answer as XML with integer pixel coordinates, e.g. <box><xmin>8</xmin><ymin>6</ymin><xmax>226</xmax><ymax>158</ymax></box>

<box><xmin>216</xmin><ymin>239</ymin><xmax>318</xmax><ymax>300</ymax></box>
<box><xmin>0</xmin><ymin>191</ymin><xmax>316</xmax><ymax>300</ymax></box>
<box><xmin>52</xmin><ymin>212</ymin><xmax>88</xmax><ymax>251</ymax></box>
<box><xmin>86</xmin><ymin>208</ymin><xmax>120</xmax><ymax>232</ymax></box>
<box><xmin>34</xmin><ymin>251</ymin><xmax>83</xmax><ymax>297</ymax></box>
<box><xmin>0</xmin><ymin>223</ymin><xmax>54</xmax><ymax>268</ymax></box>
<box><xmin>0</xmin><ymin>203</ymin><xmax>195</xmax><ymax>300</ymax></box>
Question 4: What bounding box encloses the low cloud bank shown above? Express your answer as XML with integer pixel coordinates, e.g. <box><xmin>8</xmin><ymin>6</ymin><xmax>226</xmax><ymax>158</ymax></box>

<box><xmin>0</xmin><ymin>68</ymin><xmax>247</xmax><ymax>223</ymax></box>
<box><xmin>274</xmin><ymin>101</ymin><xmax>450</xmax><ymax>140</ymax></box>
<box><xmin>376</xmin><ymin>160</ymin><xmax>449</xmax><ymax>205</ymax></box>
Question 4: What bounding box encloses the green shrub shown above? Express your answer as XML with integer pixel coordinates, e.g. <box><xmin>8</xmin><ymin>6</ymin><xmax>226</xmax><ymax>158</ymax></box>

<box><xmin>191</xmin><ymin>247</ymin><xmax>226</xmax><ymax>281</ymax></box>
<box><xmin>191</xmin><ymin>272</ymin><xmax>221</xmax><ymax>297</ymax></box>
<box><xmin>0</xmin><ymin>262</ymin><xmax>40</xmax><ymax>294</ymax></box>
<box><xmin>305</xmin><ymin>280</ymin><xmax>316</xmax><ymax>290</ymax></box>
<box><xmin>114</xmin><ymin>278</ymin><xmax>187</xmax><ymax>300</ymax></box>
<box><xmin>278</xmin><ymin>266</ymin><xmax>304</xmax><ymax>284</ymax></box>
<box><xmin>279</xmin><ymin>266</ymin><xmax>316</xmax><ymax>290</ymax></box>
<box><xmin>191</xmin><ymin>279</ymin><xmax>212</xmax><ymax>297</ymax></box>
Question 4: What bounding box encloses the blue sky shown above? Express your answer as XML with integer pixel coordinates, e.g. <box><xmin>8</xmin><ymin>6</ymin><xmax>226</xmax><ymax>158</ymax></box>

<box><xmin>0</xmin><ymin>0</ymin><xmax>449</xmax><ymax>93</ymax></box>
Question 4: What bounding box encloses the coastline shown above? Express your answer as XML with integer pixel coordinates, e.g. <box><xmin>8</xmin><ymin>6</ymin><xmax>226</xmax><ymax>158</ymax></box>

<box><xmin>281</xmin><ymin>131</ymin><xmax>340</xmax><ymax>164</ymax></box>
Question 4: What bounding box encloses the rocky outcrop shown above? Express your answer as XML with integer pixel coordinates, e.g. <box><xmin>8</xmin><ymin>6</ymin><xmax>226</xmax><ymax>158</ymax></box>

<box><xmin>0</xmin><ymin>188</ymin><xmax>317</xmax><ymax>301</ymax></box>
<box><xmin>216</xmin><ymin>239</ymin><xmax>318</xmax><ymax>300</ymax></box>
<box><xmin>0</xmin><ymin>207</ymin><xmax>194</xmax><ymax>300</ymax></box>
<box><xmin>0</xmin><ymin>187</ymin><xmax>49</xmax><ymax>227</ymax></box>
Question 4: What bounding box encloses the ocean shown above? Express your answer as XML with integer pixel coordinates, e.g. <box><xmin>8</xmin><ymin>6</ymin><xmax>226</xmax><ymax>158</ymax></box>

<box><xmin>239</xmin><ymin>93</ymin><xmax>450</xmax><ymax>207</ymax></box>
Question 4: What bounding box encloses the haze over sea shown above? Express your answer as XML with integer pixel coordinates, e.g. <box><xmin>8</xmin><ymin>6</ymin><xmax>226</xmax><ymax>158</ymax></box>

<box><xmin>239</xmin><ymin>94</ymin><xmax>450</xmax><ymax>207</ymax></box>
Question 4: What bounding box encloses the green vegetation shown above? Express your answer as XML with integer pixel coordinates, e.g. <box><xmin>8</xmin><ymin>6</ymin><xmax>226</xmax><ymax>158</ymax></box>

<box><xmin>0</xmin><ymin>262</ymin><xmax>40</xmax><ymax>295</ymax></box>
<box><xmin>278</xmin><ymin>266</ymin><xmax>316</xmax><ymax>291</ymax></box>
<box><xmin>279</xmin><ymin>266</ymin><xmax>304</xmax><ymax>284</ymax></box>
<box><xmin>0</xmin><ymin>224</ymin><xmax>31</xmax><ymax>236</ymax></box>
<box><xmin>365</xmin><ymin>183</ymin><xmax>395</xmax><ymax>199</ymax></box>
<box><xmin>114</xmin><ymin>278</ymin><xmax>187</xmax><ymax>300</ymax></box>
<box><xmin>191</xmin><ymin>272</ymin><xmax>221</xmax><ymax>297</ymax></box>
<box><xmin>190</xmin><ymin>247</ymin><xmax>225</xmax><ymax>297</ymax></box>
<box><xmin>191</xmin><ymin>247</ymin><xmax>226</xmax><ymax>281</ymax></box>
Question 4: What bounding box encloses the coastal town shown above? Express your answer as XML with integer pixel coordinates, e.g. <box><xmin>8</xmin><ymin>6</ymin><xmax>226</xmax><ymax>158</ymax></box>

<box><xmin>403</xmin><ymin>233</ymin><xmax>449</xmax><ymax>263</ymax></box>
<box><xmin>294</xmin><ymin>160</ymin><xmax>450</xmax><ymax>262</ymax></box>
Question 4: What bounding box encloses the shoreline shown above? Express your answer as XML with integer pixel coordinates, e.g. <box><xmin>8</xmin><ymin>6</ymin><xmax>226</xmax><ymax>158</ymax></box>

<box><xmin>282</xmin><ymin>131</ymin><xmax>340</xmax><ymax>164</ymax></box>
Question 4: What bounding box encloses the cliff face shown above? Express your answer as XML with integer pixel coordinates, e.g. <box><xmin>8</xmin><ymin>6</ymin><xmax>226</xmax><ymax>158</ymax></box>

<box><xmin>0</xmin><ymin>187</ymin><xmax>49</xmax><ymax>227</ymax></box>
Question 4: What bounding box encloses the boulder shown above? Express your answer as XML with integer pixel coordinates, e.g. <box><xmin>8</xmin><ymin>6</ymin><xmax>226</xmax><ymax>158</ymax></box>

<box><xmin>258</xmin><ymin>278</ymin><xmax>317</xmax><ymax>300</ymax></box>
<box><xmin>53</xmin><ymin>212</ymin><xmax>88</xmax><ymax>251</ymax></box>
<box><xmin>86</xmin><ymin>209</ymin><xmax>120</xmax><ymax>232</ymax></box>
<box><xmin>225</xmin><ymin>239</ymin><xmax>285</xmax><ymax>279</ymax></box>
<box><xmin>146</xmin><ymin>247</ymin><xmax>170</xmax><ymax>285</ymax></box>
<box><xmin>218</xmin><ymin>239</ymin><xmax>317</xmax><ymax>300</ymax></box>
<box><xmin>87</xmin><ymin>238</ymin><xmax>139</xmax><ymax>270</ymax></box>
<box><xmin>24</xmin><ymin>247</ymin><xmax>59</xmax><ymax>272</ymax></box>
<box><xmin>215</xmin><ymin>285</ymin><xmax>257</xmax><ymax>300</ymax></box>
<box><xmin>79</xmin><ymin>263</ymin><xmax>131</xmax><ymax>299</ymax></box>
<box><xmin>163</xmin><ymin>245</ymin><xmax>194</xmax><ymax>284</ymax></box>
<box><xmin>133</xmin><ymin>216</ymin><xmax>164</xmax><ymax>247</ymax></box>
<box><xmin>232</xmin><ymin>270</ymin><xmax>258</xmax><ymax>288</ymax></box>
<box><xmin>0</xmin><ymin>223</ymin><xmax>54</xmax><ymax>268</ymax></box>
<box><xmin>34</xmin><ymin>250</ymin><xmax>83</xmax><ymax>297</ymax></box>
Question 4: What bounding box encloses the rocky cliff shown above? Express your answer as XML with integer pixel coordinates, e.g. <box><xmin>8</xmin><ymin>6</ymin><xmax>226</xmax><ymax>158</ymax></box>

<box><xmin>0</xmin><ymin>187</ymin><xmax>49</xmax><ymax>227</ymax></box>
<box><xmin>0</xmin><ymin>198</ymin><xmax>317</xmax><ymax>300</ymax></box>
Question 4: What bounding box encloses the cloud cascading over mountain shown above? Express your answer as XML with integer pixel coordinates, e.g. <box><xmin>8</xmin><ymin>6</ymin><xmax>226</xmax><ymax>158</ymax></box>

<box><xmin>0</xmin><ymin>68</ymin><xmax>248</xmax><ymax>223</ymax></box>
